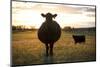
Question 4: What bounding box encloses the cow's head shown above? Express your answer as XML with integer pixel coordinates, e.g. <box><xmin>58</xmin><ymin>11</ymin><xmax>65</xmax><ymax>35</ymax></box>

<box><xmin>41</xmin><ymin>13</ymin><xmax>57</xmax><ymax>21</ymax></box>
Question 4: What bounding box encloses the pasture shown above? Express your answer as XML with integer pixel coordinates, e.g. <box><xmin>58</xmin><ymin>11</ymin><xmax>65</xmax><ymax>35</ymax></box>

<box><xmin>12</xmin><ymin>30</ymin><xmax>96</xmax><ymax>66</ymax></box>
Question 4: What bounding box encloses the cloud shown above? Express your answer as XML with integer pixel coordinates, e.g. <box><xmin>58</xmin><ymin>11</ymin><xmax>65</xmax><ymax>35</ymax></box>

<box><xmin>12</xmin><ymin>1</ymin><xmax>83</xmax><ymax>14</ymax></box>
<box><xmin>86</xmin><ymin>14</ymin><xmax>95</xmax><ymax>17</ymax></box>
<box><xmin>73</xmin><ymin>6</ymin><xmax>96</xmax><ymax>17</ymax></box>
<box><xmin>86</xmin><ymin>7</ymin><xmax>96</xmax><ymax>12</ymax></box>
<box><xmin>76</xmin><ymin>6</ymin><xmax>95</xmax><ymax>12</ymax></box>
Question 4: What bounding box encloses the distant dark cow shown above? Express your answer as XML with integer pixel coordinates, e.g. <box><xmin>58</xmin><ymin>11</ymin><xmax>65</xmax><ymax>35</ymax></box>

<box><xmin>72</xmin><ymin>35</ymin><xmax>85</xmax><ymax>44</ymax></box>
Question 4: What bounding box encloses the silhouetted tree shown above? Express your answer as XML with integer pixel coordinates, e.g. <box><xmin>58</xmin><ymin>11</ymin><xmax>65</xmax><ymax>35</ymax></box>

<box><xmin>63</xmin><ymin>26</ymin><xmax>72</xmax><ymax>32</ymax></box>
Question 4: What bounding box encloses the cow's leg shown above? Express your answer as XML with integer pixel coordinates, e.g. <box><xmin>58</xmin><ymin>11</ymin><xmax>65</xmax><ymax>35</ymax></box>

<box><xmin>45</xmin><ymin>43</ymin><xmax>49</xmax><ymax>56</ymax></box>
<box><xmin>50</xmin><ymin>43</ymin><xmax>54</xmax><ymax>56</ymax></box>
<box><xmin>74</xmin><ymin>41</ymin><xmax>77</xmax><ymax>44</ymax></box>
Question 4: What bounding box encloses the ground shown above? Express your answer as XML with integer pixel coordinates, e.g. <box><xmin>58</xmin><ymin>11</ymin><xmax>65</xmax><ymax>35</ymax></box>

<box><xmin>12</xmin><ymin>30</ymin><xmax>96</xmax><ymax>66</ymax></box>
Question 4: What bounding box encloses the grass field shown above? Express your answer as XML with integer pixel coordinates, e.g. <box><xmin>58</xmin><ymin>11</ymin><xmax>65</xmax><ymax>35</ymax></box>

<box><xmin>12</xmin><ymin>30</ymin><xmax>96</xmax><ymax>66</ymax></box>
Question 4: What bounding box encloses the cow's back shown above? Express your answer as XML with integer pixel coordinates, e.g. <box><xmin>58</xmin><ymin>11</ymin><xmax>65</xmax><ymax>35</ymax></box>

<box><xmin>38</xmin><ymin>21</ymin><xmax>61</xmax><ymax>44</ymax></box>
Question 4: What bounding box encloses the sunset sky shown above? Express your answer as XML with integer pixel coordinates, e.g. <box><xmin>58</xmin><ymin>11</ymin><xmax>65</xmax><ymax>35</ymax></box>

<box><xmin>12</xmin><ymin>1</ymin><xmax>96</xmax><ymax>29</ymax></box>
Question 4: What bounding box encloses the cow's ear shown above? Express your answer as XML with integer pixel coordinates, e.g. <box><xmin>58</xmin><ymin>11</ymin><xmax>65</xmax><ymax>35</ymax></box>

<box><xmin>53</xmin><ymin>14</ymin><xmax>57</xmax><ymax>18</ymax></box>
<box><xmin>41</xmin><ymin>13</ymin><xmax>46</xmax><ymax>17</ymax></box>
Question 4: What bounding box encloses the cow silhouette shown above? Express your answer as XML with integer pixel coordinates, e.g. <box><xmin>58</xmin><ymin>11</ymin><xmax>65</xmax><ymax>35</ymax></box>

<box><xmin>38</xmin><ymin>13</ymin><xmax>61</xmax><ymax>56</ymax></box>
<box><xmin>72</xmin><ymin>35</ymin><xmax>85</xmax><ymax>44</ymax></box>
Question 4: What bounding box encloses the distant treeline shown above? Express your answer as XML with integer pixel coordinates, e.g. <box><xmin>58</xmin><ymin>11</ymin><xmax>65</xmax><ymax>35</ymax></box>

<box><xmin>62</xmin><ymin>26</ymin><xmax>96</xmax><ymax>32</ymax></box>
<box><xmin>12</xmin><ymin>25</ymin><xmax>96</xmax><ymax>32</ymax></box>
<box><xmin>12</xmin><ymin>25</ymin><xmax>37</xmax><ymax>32</ymax></box>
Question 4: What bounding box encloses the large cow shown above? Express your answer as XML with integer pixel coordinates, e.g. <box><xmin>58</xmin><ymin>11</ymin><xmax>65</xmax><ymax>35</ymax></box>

<box><xmin>38</xmin><ymin>13</ymin><xmax>61</xmax><ymax>56</ymax></box>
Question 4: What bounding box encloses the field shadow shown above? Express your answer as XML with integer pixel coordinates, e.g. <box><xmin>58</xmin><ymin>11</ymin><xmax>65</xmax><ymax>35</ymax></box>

<box><xmin>43</xmin><ymin>56</ymin><xmax>54</xmax><ymax>64</ymax></box>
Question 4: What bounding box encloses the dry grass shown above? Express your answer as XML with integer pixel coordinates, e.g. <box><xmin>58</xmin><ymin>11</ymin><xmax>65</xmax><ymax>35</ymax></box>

<box><xmin>12</xmin><ymin>30</ymin><xmax>96</xmax><ymax>65</ymax></box>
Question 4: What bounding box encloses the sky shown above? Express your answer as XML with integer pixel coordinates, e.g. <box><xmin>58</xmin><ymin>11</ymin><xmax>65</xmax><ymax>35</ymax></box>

<box><xmin>12</xmin><ymin>0</ymin><xmax>96</xmax><ymax>29</ymax></box>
